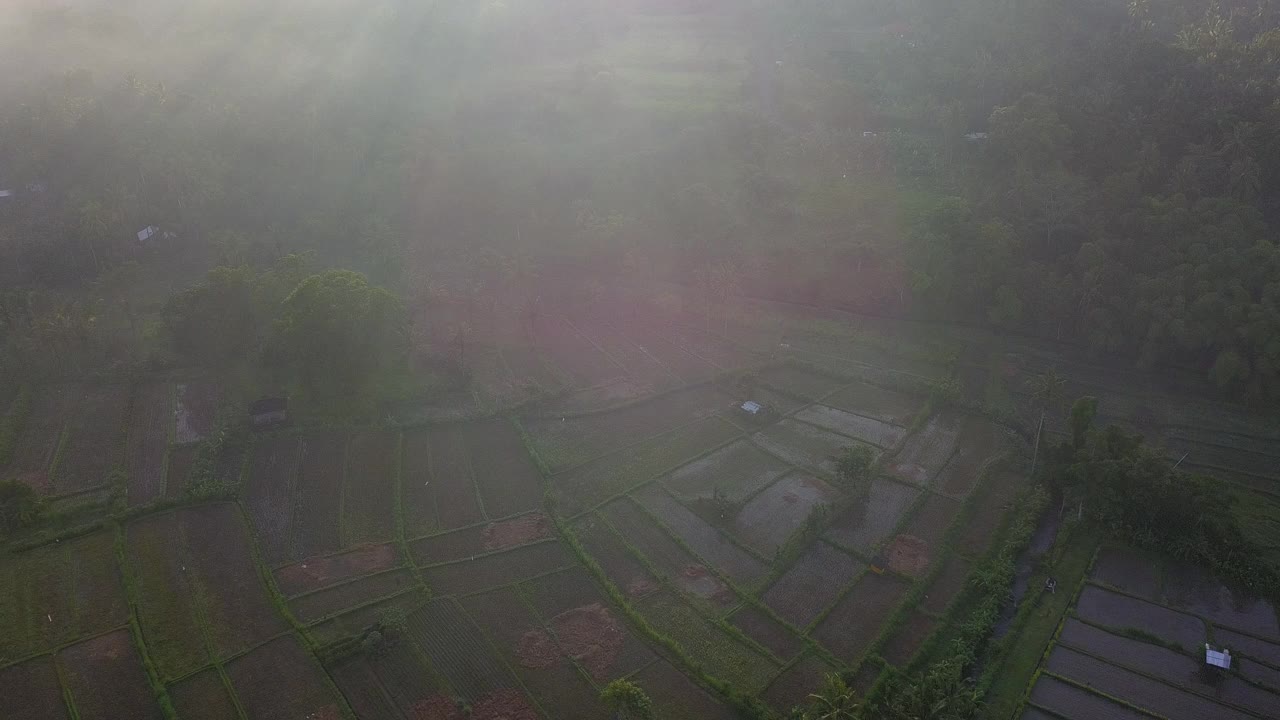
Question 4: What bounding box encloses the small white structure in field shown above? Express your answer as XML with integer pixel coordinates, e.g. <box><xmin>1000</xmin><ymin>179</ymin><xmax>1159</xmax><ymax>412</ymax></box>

<box><xmin>964</xmin><ymin>132</ymin><xmax>989</xmax><ymax>142</ymax></box>
<box><xmin>1205</xmin><ymin>644</ymin><xmax>1232</xmax><ymax>670</ymax></box>
<box><xmin>741</xmin><ymin>401</ymin><xmax>764</xmax><ymax>416</ymax></box>
<box><xmin>0</xmin><ymin>190</ymin><xmax>14</xmax><ymax>199</ymax></box>
<box><xmin>137</xmin><ymin>225</ymin><xmax>160</xmax><ymax>243</ymax></box>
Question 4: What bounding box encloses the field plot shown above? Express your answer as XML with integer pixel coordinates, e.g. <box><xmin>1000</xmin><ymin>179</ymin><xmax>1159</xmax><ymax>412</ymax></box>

<box><xmin>344</xmin><ymin>429</ymin><xmax>399</xmax><ymax>546</ymax></box>
<box><xmin>813</xmin><ymin>572</ymin><xmax>910</xmax><ymax>662</ymax></box>
<box><xmin>180</xmin><ymin>503</ymin><xmax>290</xmax><ymax>657</ymax></box>
<box><xmin>173</xmin><ymin>379</ymin><xmax>219</xmax><ymax>444</ymax></box>
<box><xmin>1091</xmin><ymin>546</ymin><xmax>1162</xmax><ymax>600</ymax></box>
<box><xmin>307</xmin><ymin>589</ymin><xmax>427</xmax><ymax>647</ymax></box>
<box><xmin>600</xmin><ymin>499</ymin><xmax>731</xmax><ymax>604</ymax></box>
<box><xmin>752</xmin><ymin>419</ymin><xmax>861</xmax><ymax>475</ymax></box>
<box><xmin>167</xmin><ymin>668</ymin><xmax>240</xmax><ymax>720</ymax></box>
<box><xmin>664</xmin><ymin>323</ymin><xmax>756</xmax><ymax>370</ymax></box>
<box><xmin>1076</xmin><ymin>585</ymin><xmax>1206</xmax><ymax>650</ymax></box>
<box><xmin>126</xmin><ymin>382</ymin><xmax>170</xmax><ymax>506</ymax></box>
<box><xmin>933</xmin><ymin>417</ymin><xmax>1004</xmax><ymax>497</ymax></box>
<box><xmin>1160</xmin><ymin>560</ymin><xmax>1280</xmax><ymax>639</ymax></box>
<box><xmin>620</xmin><ymin>324</ymin><xmax>720</xmax><ymax>383</ymax></box>
<box><xmin>226</xmin><ymin>635</ymin><xmax>344</xmax><ymax>720</ymax></box>
<box><xmin>825</xmin><ymin>478</ymin><xmax>921</xmax><ymax>553</ymax></box>
<box><xmin>422</xmin><ymin>540</ymin><xmax>575</xmax><ymax>596</ymax></box>
<box><xmin>464</xmin><ymin>419</ymin><xmax>544</xmax><ymax>518</ymax></box>
<box><xmin>406</xmin><ymin>598</ymin><xmax>519</xmax><ymax>701</ymax></box>
<box><xmin>125</xmin><ymin>513</ymin><xmax>209</xmax><ymax>680</ymax></box>
<box><xmin>637</xmin><ymin>591</ymin><xmax>778</xmax><ymax>693</ymax></box>
<box><xmin>818</xmin><ymin>382</ymin><xmax>921</xmax><ymax>426</ymax></box>
<box><xmin>0</xmin><ymin>529</ymin><xmax>127</xmax><ymax>663</ymax></box>
<box><xmin>763</xmin><ymin>541</ymin><xmax>863</xmax><ymax>629</ymax></box>
<box><xmin>401</xmin><ymin>426</ymin><xmax>484</xmax><ymax>536</ymax></box>
<box><xmin>733</xmin><ymin>472</ymin><xmax>840</xmax><ymax>556</ymax></box>
<box><xmin>50</xmin><ymin>384</ymin><xmax>129</xmax><ymax>494</ymax></box>
<box><xmin>1057</xmin><ymin>618</ymin><xmax>1280</xmax><ymax>715</ymax></box>
<box><xmin>886</xmin><ymin>413</ymin><xmax>961</xmax><ymax>486</ymax></box>
<box><xmin>900</xmin><ymin>492</ymin><xmax>962</xmax><ymax>549</ymax></box>
<box><xmin>464</xmin><ymin>585</ymin><xmax>608</xmax><ymax>718</ymax></box>
<box><xmin>163</xmin><ymin>443</ymin><xmax>196</xmax><ymax>499</ymax></box>
<box><xmin>629</xmin><ymin>659</ymin><xmax>738</xmax><ymax>720</ymax></box>
<box><xmin>921</xmin><ymin>556</ymin><xmax>971</xmax><ymax>615</ymax></box>
<box><xmin>275</xmin><ymin>543</ymin><xmax>399</xmax><ymax>597</ymax></box>
<box><xmin>5</xmin><ymin>383</ymin><xmax>77</xmax><ymax>492</ymax></box>
<box><xmin>661</xmin><ymin>438</ymin><xmax>789</xmax><ymax>503</ymax></box>
<box><xmin>329</xmin><ymin>641</ymin><xmax>448</xmax><ymax>720</ymax></box>
<box><xmin>411</xmin><ymin>512</ymin><xmax>551</xmax><ymax>566</ymax></box>
<box><xmin>243</xmin><ymin>435</ymin><xmax>302</xmax><ymax>565</ymax></box>
<box><xmin>59</xmin><ymin>630</ymin><xmax>164</xmax><ymax>720</ymax></box>
<box><xmin>572</xmin><ymin>515</ymin><xmax>658</xmax><ymax>597</ymax></box>
<box><xmin>521</xmin><ymin>567</ymin><xmax>658</xmax><ymax>679</ymax></box>
<box><xmin>576</xmin><ymin>319</ymin><xmax>677</xmax><ymax>391</ymax></box>
<box><xmin>553</xmin><ymin>415</ymin><xmax>740</xmax><ymax>515</ymax></box>
<box><xmin>881</xmin><ymin>610</ymin><xmax>936</xmax><ymax>667</ymax></box>
<box><xmin>1027</xmin><ymin>675</ymin><xmax>1150</xmax><ymax>720</ymax></box>
<box><xmin>1217</xmin><ymin>627</ymin><xmax>1280</xmax><ymax>666</ymax></box>
<box><xmin>794</xmin><ymin>405</ymin><xmax>906</xmax><ymax>449</ymax></box>
<box><xmin>1159</xmin><ymin>435</ymin><xmax>1280</xmax><ymax>480</ymax></box>
<box><xmin>1045</xmin><ymin>645</ymin><xmax>1256</xmax><ymax>720</ymax></box>
<box><xmin>525</xmin><ymin>384</ymin><xmax>731</xmax><ymax>472</ymax></box>
<box><xmin>762</xmin><ymin>654</ymin><xmax>840</xmax><ymax>715</ymax></box>
<box><xmin>469</xmin><ymin>344</ymin><xmax>523</xmax><ymax>409</ymax></box>
<box><xmin>0</xmin><ymin>656</ymin><xmax>70</xmax><ymax>720</ymax></box>
<box><xmin>635</xmin><ymin>485</ymin><xmax>768</xmax><ymax>585</ymax></box>
<box><xmin>533</xmin><ymin>315</ymin><xmax>624</xmax><ymax>388</ymax></box>
<box><xmin>291</xmin><ymin>568</ymin><xmax>417</xmax><ymax>623</ymax></box>
<box><xmin>758</xmin><ymin>366</ymin><xmax>843</xmax><ymax>401</ymax></box>
<box><xmin>954</xmin><ymin>471</ymin><xmax>1022</xmax><ymax>556</ymax></box>
<box><xmin>501</xmin><ymin>344</ymin><xmax>568</xmax><ymax>395</ymax></box>
<box><xmin>286</xmin><ymin>429</ymin><xmax>349</xmax><ymax>563</ymax></box>
<box><xmin>730</xmin><ymin>605</ymin><xmax>804</xmax><ymax>661</ymax></box>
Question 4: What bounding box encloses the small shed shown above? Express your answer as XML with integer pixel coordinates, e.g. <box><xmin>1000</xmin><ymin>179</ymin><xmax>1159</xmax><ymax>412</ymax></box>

<box><xmin>1205</xmin><ymin>643</ymin><xmax>1232</xmax><ymax>670</ymax></box>
<box><xmin>250</xmin><ymin>397</ymin><xmax>289</xmax><ymax>427</ymax></box>
<box><xmin>741</xmin><ymin>401</ymin><xmax>764</xmax><ymax>416</ymax></box>
<box><xmin>137</xmin><ymin>225</ymin><xmax>160</xmax><ymax>243</ymax></box>
<box><xmin>869</xmin><ymin>554</ymin><xmax>888</xmax><ymax>575</ymax></box>
<box><xmin>963</xmin><ymin>132</ymin><xmax>989</xmax><ymax>142</ymax></box>
<box><xmin>0</xmin><ymin>190</ymin><xmax>14</xmax><ymax>199</ymax></box>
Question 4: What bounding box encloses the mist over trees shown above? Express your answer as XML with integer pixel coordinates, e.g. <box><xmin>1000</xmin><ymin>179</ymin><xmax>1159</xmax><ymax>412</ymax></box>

<box><xmin>2</xmin><ymin>0</ymin><xmax>1279</xmax><ymax>404</ymax></box>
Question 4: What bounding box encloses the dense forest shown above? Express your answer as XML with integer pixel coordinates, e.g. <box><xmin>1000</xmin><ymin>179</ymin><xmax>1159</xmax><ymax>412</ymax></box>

<box><xmin>2</xmin><ymin>0</ymin><xmax>1280</xmax><ymax>403</ymax></box>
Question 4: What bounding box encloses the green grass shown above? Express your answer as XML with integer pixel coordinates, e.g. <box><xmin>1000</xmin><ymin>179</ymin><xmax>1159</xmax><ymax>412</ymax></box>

<box><xmin>636</xmin><ymin>592</ymin><xmax>778</xmax><ymax>695</ymax></box>
<box><xmin>978</xmin><ymin>527</ymin><xmax>1100</xmax><ymax>720</ymax></box>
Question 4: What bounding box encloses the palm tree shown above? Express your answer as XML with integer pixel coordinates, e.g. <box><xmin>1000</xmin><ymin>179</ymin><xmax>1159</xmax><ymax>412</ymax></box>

<box><xmin>804</xmin><ymin>674</ymin><xmax>861</xmax><ymax>719</ymax></box>
<box><xmin>1027</xmin><ymin>367</ymin><xmax>1066</xmax><ymax>415</ymax></box>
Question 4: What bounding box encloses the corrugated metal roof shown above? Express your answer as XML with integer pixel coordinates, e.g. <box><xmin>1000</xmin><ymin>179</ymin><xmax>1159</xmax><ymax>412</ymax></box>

<box><xmin>1205</xmin><ymin>644</ymin><xmax>1232</xmax><ymax>669</ymax></box>
<box><xmin>741</xmin><ymin>401</ymin><xmax>763</xmax><ymax>414</ymax></box>
<box><xmin>137</xmin><ymin>225</ymin><xmax>158</xmax><ymax>242</ymax></box>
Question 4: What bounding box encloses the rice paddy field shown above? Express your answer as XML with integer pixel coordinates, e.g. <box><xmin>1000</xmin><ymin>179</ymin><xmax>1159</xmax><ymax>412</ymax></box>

<box><xmin>5</xmin><ymin>268</ymin><xmax>1280</xmax><ymax>716</ymax></box>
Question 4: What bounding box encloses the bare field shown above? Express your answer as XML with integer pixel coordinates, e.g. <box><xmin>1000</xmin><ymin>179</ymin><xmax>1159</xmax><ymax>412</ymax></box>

<box><xmin>763</xmin><ymin>541</ymin><xmax>863</xmax><ymax>629</ymax></box>
<box><xmin>1028</xmin><ymin>675</ymin><xmax>1150</xmax><ymax>720</ymax></box>
<box><xmin>51</xmin><ymin>384</ymin><xmax>129</xmax><ymax>494</ymax></box>
<box><xmin>794</xmin><ymin>405</ymin><xmax>906</xmax><ymax>448</ymax></box>
<box><xmin>886</xmin><ymin>413</ymin><xmax>960</xmax><ymax>486</ymax></box>
<box><xmin>275</xmin><ymin>543</ymin><xmax>399</xmax><ymax>597</ymax></box>
<box><xmin>821</xmin><ymin>382</ymin><xmax>921</xmax><ymax>426</ymax></box>
<box><xmin>733</xmin><ymin>472</ymin><xmax>839</xmax><ymax>557</ymax></box>
<box><xmin>0</xmin><ymin>656</ymin><xmax>70</xmax><ymax>720</ymax></box>
<box><xmin>825</xmin><ymin>478</ymin><xmax>921</xmax><ymax>553</ymax></box>
<box><xmin>661</xmin><ymin>438</ymin><xmax>789</xmax><ymax>503</ymax></box>
<box><xmin>881</xmin><ymin>610</ymin><xmax>936</xmax><ymax>667</ymax></box>
<box><xmin>422</xmin><ymin>540</ymin><xmax>576</xmax><ymax>596</ymax></box>
<box><xmin>126</xmin><ymin>382</ymin><xmax>170</xmax><ymax>505</ymax></box>
<box><xmin>225</xmin><ymin>635</ymin><xmax>344</xmax><ymax>720</ymax></box>
<box><xmin>552</xmin><ymin>415</ymin><xmax>741</xmax><ymax>515</ymax></box>
<box><xmin>762</xmin><ymin>654</ymin><xmax>839</xmax><ymax>715</ymax></box>
<box><xmin>572</xmin><ymin>515</ymin><xmax>659</xmax><ymax>598</ymax></box>
<box><xmin>60</xmin><ymin>630</ymin><xmax>165</xmax><ymax>720</ymax></box>
<box><xmin>167</xmin><ymin>668</ymin><xmax>240</xmax><ymax>720</ymax></box>
<box><xmin>752</xmin><ymin>418</ymin><xmax>868</xmax><ymax>475</ymax></box>
<box><xmin>635</xmin><ymin>485</ymin><xmax>768</xmax><ymax>585</ymax></box>
<box><xmin>813</xmin><ymin>572</ymin><xmax>910</xmax><ymax>662</ymax></box>
<box><xmin>730</xmin><ymin>605</ymin><xmax>803</xmax><ymax>661</ymax></box>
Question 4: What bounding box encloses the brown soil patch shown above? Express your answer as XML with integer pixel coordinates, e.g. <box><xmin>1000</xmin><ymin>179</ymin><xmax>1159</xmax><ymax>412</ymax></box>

<box><xmin>275</xmin><ymin>544</ymin><xmax>397</xmax><ymax>595</ymax></box>
<box><xmin>473</xmin><ymin>689</ymin><xmax>538</xmax><ymax>720</ymax></box>
<box><xmin>885</xmin><ymin>534</ymin><xmax>930</xmax><ymax>577</ymax></box>
<box><xmin>627</xmin><ymin>577</ymin><xmax>659</xmax><ymax>597</ymax></box>
<box><xmin>514</xmin><ymin>603</ymin><xmax>625</xmax><ymax>679</ymax></box>
<box><xmin>482</xmin><ymin>513</ymin><xmax>551</xmax><ymax>551</ymax></box>
<box><xmin>677</xmin><ymin>565</ymin><xmax>735</xmax><ymax>605</ymax></box>
<box><xmin>410</xmin><ymin>690</ymin><xmax>537</xmax><ymax>720</ymax></box>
